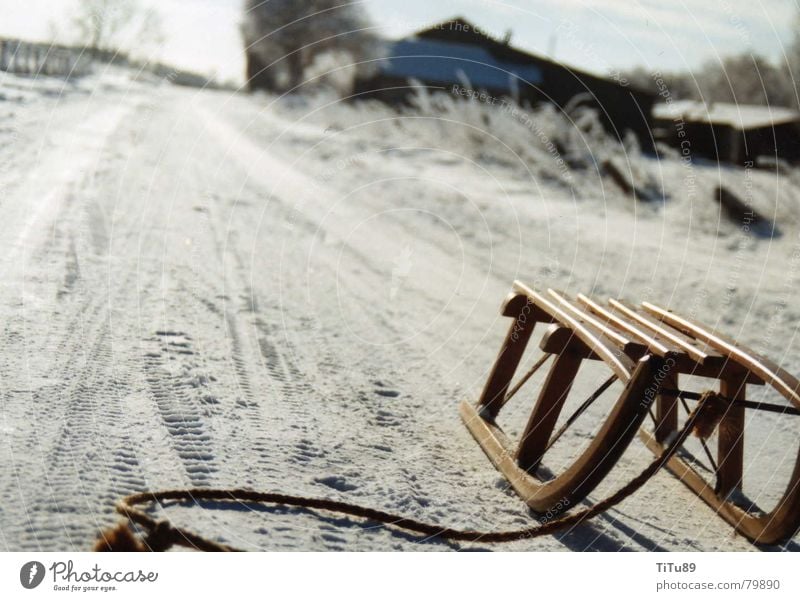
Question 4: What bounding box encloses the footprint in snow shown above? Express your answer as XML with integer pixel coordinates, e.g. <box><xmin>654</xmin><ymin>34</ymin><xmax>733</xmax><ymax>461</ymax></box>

<box><xmin>314</xmin><ymin>476</ymin><xmax>359</xmax><ymax>492</ymax></box>
<box><xmin>372</xmin><ymin>381</ymin><xmax>401</xmax><ymax>398</ymax></box>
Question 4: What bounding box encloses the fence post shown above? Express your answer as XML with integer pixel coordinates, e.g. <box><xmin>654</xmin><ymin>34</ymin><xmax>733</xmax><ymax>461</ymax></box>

<box><xmin>11</xmin><ymin>41</ymin><xmax>20</xmax><ymax>73</ymax></box>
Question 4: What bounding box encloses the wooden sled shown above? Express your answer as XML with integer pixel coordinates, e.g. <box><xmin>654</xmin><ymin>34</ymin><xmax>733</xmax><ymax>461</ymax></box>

<box><xmin>461</xmin><ymin>281</ymin><xmax>800</xmax><ymax>544</ymax></box>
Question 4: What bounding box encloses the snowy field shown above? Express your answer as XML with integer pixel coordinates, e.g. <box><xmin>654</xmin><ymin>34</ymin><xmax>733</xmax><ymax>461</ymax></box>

<box><xmin>1</xmin><ymin>66</ymin><xmax>800</xmax><ymax>551</ymax></box>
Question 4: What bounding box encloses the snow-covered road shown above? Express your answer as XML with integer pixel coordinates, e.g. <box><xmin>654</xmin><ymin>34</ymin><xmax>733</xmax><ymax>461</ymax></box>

<box><xmin>1</xmin><ymin>72</ymin><xmax>799</xmax><ymax>551</ymax></box>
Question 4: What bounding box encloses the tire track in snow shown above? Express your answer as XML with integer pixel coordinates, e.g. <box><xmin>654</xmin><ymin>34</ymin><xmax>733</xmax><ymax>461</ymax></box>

<box><xmin>177</xmin><ymin>272</ymin><xmax>287</xmax><ymax>488</ymax></box>
<box><xmin>193</xmin><ymin>103</ymin><xmax>463</xmax><ymax>496</ymax></box>
<box><xmin>219</xmin><ymin>227</ymin><xmax>328</xmax><ymax>474</ymax></box>
<box><xmin>142</xmin><ymin>331</ymin><xmax>219</xmax><ymax>487</ymax></box>
<box><xmin>32</xmin><ymin>314</ymin><xmax>147</xmax><ymax>550</ymax></box>
<box><xmin>169</xmin><ymin>175</ymin><xmax>300</xmax><ymax>486</ymax></box>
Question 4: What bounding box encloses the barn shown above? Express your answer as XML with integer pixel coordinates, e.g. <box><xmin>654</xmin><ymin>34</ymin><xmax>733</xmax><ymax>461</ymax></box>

<box><xmin>354</xmin><ymin>17</ymin><xmax>656</xmax><ymax>145</ymax></box>
<box><xmin>653</xmin><ymin>100</ymin><xmax>800</xmax><ymax>166</ymax></box>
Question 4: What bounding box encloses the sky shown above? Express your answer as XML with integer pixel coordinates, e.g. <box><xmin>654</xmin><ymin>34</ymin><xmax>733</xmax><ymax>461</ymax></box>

<box><xmin>0</xmin><ymin>0</ymin><xmax>797</xmax><ymax>83</ymax></box>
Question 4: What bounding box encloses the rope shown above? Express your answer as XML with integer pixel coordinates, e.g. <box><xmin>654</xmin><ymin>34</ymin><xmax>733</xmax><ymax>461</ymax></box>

<box><xmin>95</xmin><ymin>391</ymin><xmax>711</xmax><ymax>552</ymax></box>
<box><xmin>540</xmin><ymin>374</ymin><xmax>618</xmax><ymax>456</ymax></box>
<box><xmin>500</xmin><ymin>353</ymin><xmax>552</xmax><ymax>407</ymax></box>
<box><xmin>677</xmin><ymin>393</ymin><xmax>719</xmax><ymax>473</ymax></box>
<box><xmin>661</xmin><ymin>388</ymin><xmax>800</xmax><ymax>417</ymax></box>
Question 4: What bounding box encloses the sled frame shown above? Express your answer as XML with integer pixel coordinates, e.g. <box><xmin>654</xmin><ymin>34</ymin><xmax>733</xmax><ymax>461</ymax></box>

<box><xmin>461</xmin><ymin>281</ymin><xmax>800</xmax><ymax>544</ymax></box>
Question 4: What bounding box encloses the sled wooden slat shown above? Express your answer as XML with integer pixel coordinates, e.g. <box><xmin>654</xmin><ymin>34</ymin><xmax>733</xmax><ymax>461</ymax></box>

<box><xmin>513</xmin><ymin>282</ymin><xmax>633</xmax><ymax>380</ymax></box>
<box><xmin>463</xmin><ymin>282</ymin><xmax>800</xmax><ymax>545</ymax></box>
<box><xmin>576</xmin><ymin>294</ymin><xmax>763</xmax><ymax>383</ymax></box>
<box><xmin>546</xmin><ymin>289</ymin><xmax>640</xmax><ymax>353</ymax></box>
<box><xmin>642</xmin><ymin>302</ymin><xmax>800</xmax><ymax>409</ymax></box>
<box><xmin>577</xmin><ymin>293</ymin><xmax>674</xmax><ymax>357</ymax></box>
<box><xmin>608</xmin><ymin>298</ymin><xmax>711</xmax><ymax>364</ymax></box>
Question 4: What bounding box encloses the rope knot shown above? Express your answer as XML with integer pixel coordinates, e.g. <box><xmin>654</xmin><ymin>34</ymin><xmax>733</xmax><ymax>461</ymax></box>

<box><xmin>691</xmin><ymin>390</ymin><xmax>730</xmax><ymax>439</ymax></box>
<box><xmin>93</xmin><ymin>523</ymin><xmax>147</xmax><ymax>552</ymax></box>
<box><xmin>143</xmin><ymin>520</ymin><xmax>179</xmax><ymax>552</ymax></box>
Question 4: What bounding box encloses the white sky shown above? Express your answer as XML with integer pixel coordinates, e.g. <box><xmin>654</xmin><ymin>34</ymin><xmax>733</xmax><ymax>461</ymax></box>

<box><xmin>0</xmin><ymin>0</ymin><xmax>797</xmax><ymax>83</ymax></box>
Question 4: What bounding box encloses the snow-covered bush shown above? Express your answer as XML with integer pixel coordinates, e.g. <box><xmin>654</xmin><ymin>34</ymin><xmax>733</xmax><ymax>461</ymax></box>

<box><xmin>274</xmin><ymin>84</ymin><xmax>645</xmax><ymax>195</ymax></box>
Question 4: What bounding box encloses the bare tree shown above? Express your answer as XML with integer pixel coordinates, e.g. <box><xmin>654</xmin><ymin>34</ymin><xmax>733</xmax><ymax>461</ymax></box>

<box><xmin>624</xmin><ymin>66</ymin><xmax>699</xmax><ymax>101</ymax></box>
<box><xmin>787</xmin><ymin>13</ymin><xmax>800</xmax><ymax>109</ymax></box>
<box><xmin>241</xmin><ymin>0</ymin><xmax>379</xmax><ymax>93</ymax></box>
<box><xmin>71</xmin><ymin>0</ymin><xmax>164</xmax><ymax>58</ymax></box>
<box><xmin>693</xmin><ymin>54</ymin><xmax>795</xmax><ymax>107</ymax></box>
<box><xmin>627</xmin><ymin>53</ymin><xmax>797</xmax><ymax>108</ymax></box>
<box><xmin>134</xmin><ymin>7</ymin><xmax>167</xmax><ymax>59</ymax></box>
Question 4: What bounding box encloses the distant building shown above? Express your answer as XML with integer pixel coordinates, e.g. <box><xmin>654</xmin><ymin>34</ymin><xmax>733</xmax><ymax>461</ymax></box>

<box><xmin>653</xmin><ymin>100</ymin><xmax>800</xmax><ymax>165</ymax></box>
<box><xmin>354</xmin><ymin>17</ymin><xmax>656</xmax><ymax>145</ymax></box>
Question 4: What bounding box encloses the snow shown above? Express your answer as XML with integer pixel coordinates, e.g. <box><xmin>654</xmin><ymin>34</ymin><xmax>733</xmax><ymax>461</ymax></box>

<box><xmin>653</xmin><ymin>100</ymin><xmax>800</xmax><ymax>130</ymax></box>
<box><xmin>1</xmin><ymin>66</ymin><xmax>800</xmax><ymax>551</ymax></box>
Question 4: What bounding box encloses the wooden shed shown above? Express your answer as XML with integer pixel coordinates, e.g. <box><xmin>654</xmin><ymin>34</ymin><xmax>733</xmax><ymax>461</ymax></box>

<box><xmin>354</xmin><ymin>17</ymin><xmax>656</xmax><ymax>145</ymax></box>
<box><xmin>653</xmin><ymin>100</ymin><xmax>800</xmax><ymax>166</ymax></box>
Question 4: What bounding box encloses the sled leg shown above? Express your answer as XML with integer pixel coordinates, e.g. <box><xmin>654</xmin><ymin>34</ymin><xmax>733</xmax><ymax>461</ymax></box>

<box><xmin>477</xmin><ymin>303</ymin><xmax>536</xmax><ymax>420</ymax></box>
<box><xmin>655</xmin><ymin>372</ymin><xmax>679</xmax><ymax>443</ymax></box>
<box><xmin>717</xmin><ymin>374</ymin><xmax>746</xmax><ymax>496</ymax></box>
<box><xmin>516</xmin><ymin>351</ymin><xmax>582</xmax><ymax>472</ymax></box>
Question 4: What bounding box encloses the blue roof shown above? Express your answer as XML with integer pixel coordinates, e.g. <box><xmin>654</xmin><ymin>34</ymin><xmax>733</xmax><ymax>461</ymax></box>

<box><xmin>380</xmin><ymin>38</ymin><xmax>543</xmax><ymax>91</ymax></box>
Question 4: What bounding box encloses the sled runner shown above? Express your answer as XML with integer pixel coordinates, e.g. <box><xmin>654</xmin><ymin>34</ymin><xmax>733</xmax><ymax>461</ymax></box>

<box><xmin>460</xmin><ymin>281</ymin><xmax>800</xmax><ymax>544</ymax></box>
